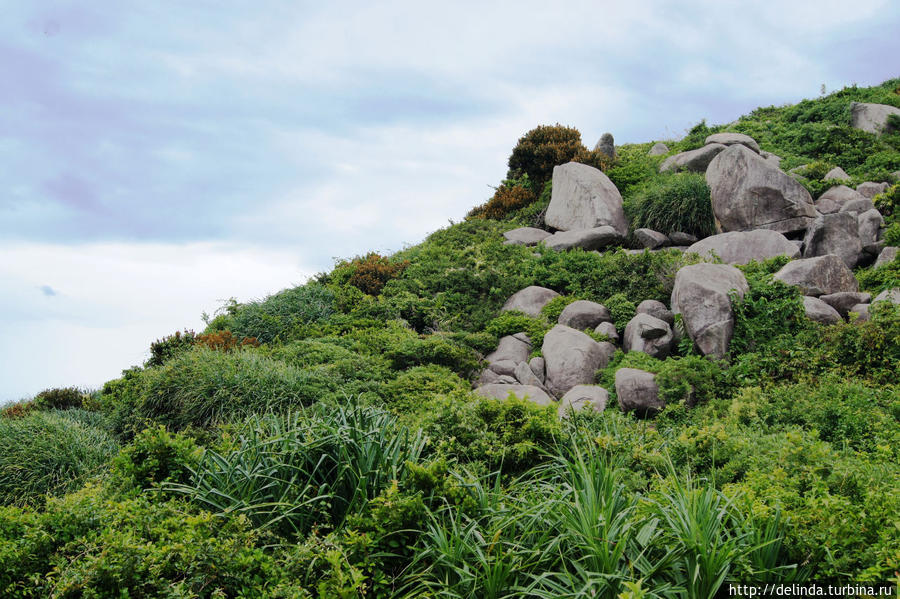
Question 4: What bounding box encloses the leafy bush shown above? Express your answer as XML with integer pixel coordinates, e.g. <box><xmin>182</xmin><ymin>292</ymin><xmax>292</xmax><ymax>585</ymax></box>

<box><xmin>345</xmin><ymin>252</ymin><xmax>410</xmax><ymax>296</ymax></box>
<box><xmin>655</xmin><ymin>355</ymin><xmax>724</xmax><ymax>406</ymax></box>
<box><xmin>112</xmin><ymin>425</ymin><xmax>202</xmax><ymax>490</ymax></box>
<box><xmin>625</xmin><ymin>172</ymin><xmax>715</xmax><ymax>237</ymax></box>
<box><xmin>603</xmin><ymin>292</ymin><xmax>637</xmax><ymax>331</ymax></box>
<box><xmin>195</xmin><ymin>329</ymin><xmax>260</xmax><ymax>351</ymax></box>
<box><xmin>384</xmin><ymin>333</ymin><xmax>481</xmax><ymax>377</ymax></box>
<box><xmin>146</xmin><ymin>329</ymin><xmax>195</xmax><ymax>367</ymax></box>
<box><xmin>729</xmin><ymin>270</ymin><xmax>808</xmax><ymax>356</ymax></box>
<box><xmin>32</xmin><ymin>386</ymin><xmax>85</xmax><ymax>411</ymax></box>
<box><xmin>384</xmin><ymin>365</ymin><xmax>470</xmax><ymax>414</ymax></box>
<box><xmin>468</xmin><ymin>179</ymin><xmax>536</xmax><ymax>221</ymax></box>
<box><xmin>507</xmin><ymin>124</ymin><xmax>587</xmax><ymax>190</ymax></box>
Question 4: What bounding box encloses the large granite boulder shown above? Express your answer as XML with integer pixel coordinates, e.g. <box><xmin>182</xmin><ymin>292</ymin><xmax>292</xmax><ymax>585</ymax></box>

<box><xmin>594</xmin><ymin>321</ymin><xmax>619</xmax><ymax>344</ymax></box>
<box><xmin>850</xmin><ymin>102</ymin><xmax>900</xmax><ymax>135</ymax></box>
<box><xmin>858</xmin><ymin>209</ymin><xmax>884</xmax><ymax>249</ymax></box>
<box><xmin>545</xmin><ymin>162</ymin><xmax>628</xmax><ymax>236</ymax></box>
<box><xmin>705</xmin><ymin>132</ymin><xmax>760</xmax><ymax>153</ymax></box>
<box><xmin>686</xmin><ymin>229</ymin><xmax>800</xmax><ymax>265</ymax></box>
<box><xmin>873</xmin><ymin>246</ymin><xmax>898</xmax><ymax>269</ymax></box>
<box><xmin>558</xmin><ymin>300</ymin><xmax>612</xmax><ymax>330</ymax></box>
<box><xmin>502</xmin><ymin>286</ymin><xmax>560</xmax><ymax>317</ymax></box>
<box><xmin>671</xmin><ymin>263</ymin><xmax>749</xmax><ymax>359</ymax></box>
<box><xmin>849</xmin><ymin>304</ymin><xmax>871</xmax><ymax>322</ymax></box>
<box><xmin>486</xmin><ymin>335</ymin><xmax>531</xmax><ymax>366</ymax></box>
<box><xmin>839</xmin><ymin>198</ymin><xmax>875</xmax><ymax>215</ymax></box>
<box><xmin>824</xmin><ymin>166</ymin><xmax>851</xmax><ymax>181</ymax></box>
<box><xmin>542</xmin><ymin>325</ymin><xmax>615</xmax><ymax>398</ymax></box>
<box><xmin>873</xmin><ymin>288</ymin><xmax>900</xmax><ymax>305</ymax></box>
<box><xmin>648</xmin><ymin>142</ymin><xmax>669</xmax><ymax>156</ymax></box>
<box><xmin>706</xmin><ymin>145</ymin><xmax>815</xmax><ymax>235</ymax></box>
<box><xmin>660</xmin><ymin>143</ymin><xmax>727</xmax><ymax>173</ymax></box>
<box><xmin>503</xmin><ymin>227</ymin><xmax>551</xmax><ymax>246</ymax></box>
<box><xmin>820</xmin><ymin>185</ymin><xmax>865</xmax><ymax>204</ymax></box>
<box><xmin>802</xmin><ymin>212</ymin><xmax>862</xmax><ymax>268</ymax></box>
<box><xmin>773</xmin><ymin>255</ymin><xmax>858</xmax><ymax>296</ymax></box>
<box><xmin>635</xmin><ymin>299</ymin><xmax>674</xmax><ymax>326</ymax></box>
<box><xmin>634</xmin><ymin>228</ymin><xmax>670</xmax><ymax>249</ymax></box>
<box><xmin>544</xmin><ymin>226</ymin><xmax>621</xmax><ymax>251</ymax></box>
<box><xmin>857</xmin><ymin>182</ymin><xmax>889</xmax><ymax>199</ymax></box>
<box><xmin>623</xmin><ymin>313</ymin><xmax>674</xmax><ymax>358</ymax></box>
<box><xmin>514</xmin><ymin>361</ymin><xmax>551</xmax><ymax>394</ymax></box>
<box><xmin>819</xmin><ymin>292</ymin><xmax>871</xmax><ymax>318</ymax></box>
<box><xmin>615</xmin><ymin>368</ymin><xmax>664</xmax><ymax>416</ymax></box>
<box><xmin>557</xmin><ymin>385</ymin><xmax>608</xmax><ymax>419</ymax></box>
<box><xmin>475</xmin><ymin>384</ymin><xmax>553</xmax><ymax>406</ymax></box>
<box><xmin>802</xmin><ymin>296</ymin><xmax>842</xmax><ymax>325</ymax></box>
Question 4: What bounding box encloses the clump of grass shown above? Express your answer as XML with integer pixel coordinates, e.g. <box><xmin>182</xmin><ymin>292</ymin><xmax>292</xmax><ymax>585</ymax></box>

<box><xmin>626</xmin><ymin>173</ymin><xmax>715</xmax><ymax>238</ymax></box>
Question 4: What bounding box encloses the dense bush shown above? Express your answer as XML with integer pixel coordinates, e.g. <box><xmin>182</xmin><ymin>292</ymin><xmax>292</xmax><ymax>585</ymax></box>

<box><xmin>467</xmin><ymin>177</ymin><xmax>537</xmax><ymax>220</ymax></box>
<box><xmin>343</xmin><ymin>252</ymin><xmax>410</xmax><ymax>296</ymax></box>
<box><xmin>32</xmin><ymin>386</ymin><xmax>85</xmax><ymax>411</ymax></box>
<box><xmin>506</xmin><ymin>124</ymin><xmax>587</xmax><ymax>190</ymax></box>
<box><xmin>625</xmin><ymin>172</ymin><xmax>716</xmax><ymax>237</ymax></box>
<box><xmin>111</xmin><ymin>425</ymin><xmax>202</xmax><ymax>490</ymax></box>
<box><xmin>146</xmin><ymin>329</ymin><xmax>196</xmax><ymax>367</ymax></box>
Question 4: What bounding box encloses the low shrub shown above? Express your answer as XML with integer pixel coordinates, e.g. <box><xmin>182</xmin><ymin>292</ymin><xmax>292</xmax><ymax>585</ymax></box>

<box><xmin>655</xmin><ymin>355</ymin><xmax>724</xmax><ymax>406</ymax></box>
<box><xmin>507</xmin><ymin>124</ymin><xmax>590</xmax><ymax>190</ymax></box>
<box><xmin>467</xmin><ymin>180</ymin><xmax>536</xmax><ymax>221</ymax></box>
<box><xmin>345</xmin><ymin>253</ymin><xmax>410</xmax><ymax>296</ymax></box>
<box><xmin>112</xmin><ymin>425</ymin><xmax>202</xmax><ymax>490</ymax></box>
<box><xmin>33</xmin><ymin>386</ymin><xmax>84</xmax><ymax>411</ymax></box>
<box><xmin>146</xmin><ymin>329</ymin><xmax>195</xmax><ymax>367</ymax></box>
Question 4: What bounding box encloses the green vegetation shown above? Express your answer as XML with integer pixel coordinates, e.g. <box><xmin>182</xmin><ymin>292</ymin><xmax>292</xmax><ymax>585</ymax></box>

<box><xmin>2</xmin><ymin>78</ymin><xmax>899</xmax><ymax>596</ymax></box>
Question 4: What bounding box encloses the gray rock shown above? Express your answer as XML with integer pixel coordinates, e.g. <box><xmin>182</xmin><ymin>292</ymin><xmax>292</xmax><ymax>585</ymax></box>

<box><xmin>706</xmin><ymin>145</ymin><xmax>815</xmax><ymax>235</ymax></box>
<box><xmin>558</xmin><ymin>300</ymin><xmax>612</xmax><ymax>330</ymax></box>
<box><xmin>705</xmin><ymin>132</ymin><xmax>761</xmax><ymax>153</ymax></box>
<box><xmin>863</xmin><ymin>240</ymin><xmax>886</xmax><ymax>257</ymax></box>
<box><xmin>502</xmin><ymin>286</ymin><xmax>560</xmax><ymax>317</ymax></box>
<box><xmin>814</xmin><ymin>197</ymin><xmax>843</xmax><ymax>215</ymax></box>
<box><xmin>594</xmin><ymin>132</ymin><xmax>616</xmax><ymax>159</ymax></box>
<box><xmin>873</xmin><ymin>246</ymin><xmax>898</xmax><ymax>269</ymax></box>
<box><xmin>858</xmin><ymin>209</ymin><xmax>884</xmax><ymax>249</ymax></box>
<box><xmin>512</xmin><ymin>332</ymin><xmax>531</xmax><ymax>344</ymax></box>
<box><xmin>648</xmin><ymin>142</ymin><xmax>669</xmax><ymax>156</ymax></box>
<box><xmin>839</xmin><ymin>198</ymin><xmax>875</xmax><ymax>215</ymax></box>
<box><xmin>824</xmin><ymin>166</ymin><xmax>851</xmax><ymax>181</ymax></box>
<box><xmin>802</xmin><ymin>212</ymin><xmax>862</xmax><ymax>268</ymax></box>
<box><xmin>488</xmin><ymin>360</ymin><xmax>518</xmax><ymax>377</ymax></box>
<box><xmin>803</xmin><ymin>296</ymin><xmax>842</xmax><ymax>325</ymax></box>
<box><xmin>669</xmin><ymin>231</ymin><xmax>698</xmax><ymax>245</ymax></box>
<box><xmin>671</xmin><ymin>263</ymin><xmax>749</xmax><ymax>360</ymax></box>
<box><xmin>545</xmin><ymin>162</ymin><xmax>628</xmax><ymax>236</ymax></box>
<box><xmin>623</xmin><ymin>313</ymin><xmax>674</xmax><ymax>358</ymax></box>
<box><xmin>503</xmin><ymin>227</ymin><xmax>551</xmax><ymax>246</ymax></box>
<box><xmin>496</xmin><ymin>375</ymin><xmax>518</xmax><ymax>384</ymax></box>
<box><xmin>687</xmin><ymin>229</ymin><xmax>800</xmax><ymax>265</ymax></box>
<box><xmin>820</xmin><ymin>185</ymin><xmax>866</xmax><ymax>204</ymax></box>
<box><xmin>558</xmin><ymin>385</ymin><xmax>608</xmax><ymax>419</ymax></box>
<box><xmin>477</xmin><ymin>369</ymin><xmax>501</xmax><ymax>386</ymax></box>
<box><xmin>475</xmin><ymin>384</ymin><xmax>553</xmax><ymax>406</ymax></box>
<box><xmin>850</xmin><ymin>102</ymin><xmax>900</xmax><ymax>135</ymax></box>
<box><xmin>544</xmin><ymin>226</ymin><xmax>622</xmax><ymax>251</ymax></box>
<box><xmin>773</xmin><ymin>255</ymin><xmax>858</xmax><ymax>296</ymax></box>
<box><xmin>857</xmin><ymin>182</ymin><xmax>889</xmax><ymax>199</ymax></box>
<box><xmin>635</xmin><ymin>299</ymin><xmax>675</xmax><ymax>326</ymax></box>
<box><xmin>615</xmin><ymin>368</ymin><xmax>664</xmax><ymax>416</ymax></box>
<box><xmin>486</xmin><ymin>335</ymin><xmax>532</xmax><ymax>366</ymax></box>
<box><xmin>542</xmin><ymin>325</ymin><xmax>615</xmax><ymax>397</ymax></box>
<box><xmin>529</xmin><ymin>357</ymin><xmax>545</xmax><ymax>383</ymax></box>
<box><xmin>819</xmin><ymin>292</ymin><xmax>872</xmax><ymax>318</ymax></box>
<box><xmin>848</xmin><ymin>304</ymin><xmax>870</xmax><ymax>323</ymax></box>
<box><xmin>873</xmin><ymin>288</ymin><xmax>900</xmax><ymax>305</ymax></box>
<box><xmin>594</xmin><ymin>321</ymin><xmax>619</xmax><ymax>344</ymax></box>
<box><xmin>514</xmin><ymin>361</ymin><xmax>551</xmax><ymax>394</ymax></box>
<box><xmin>760</xmin><ymin>151</ymin><xmax>782</xmax><ymax>169</ymax></box>
<box><xmin>634</xmin><ymin>228</ymin><xmax>670</xmax><ymax>249</ymax></box>
<box><xmin>660</xmin><ymin>143</ymin><xmax>727</xmax><ymax>173</ymax></box>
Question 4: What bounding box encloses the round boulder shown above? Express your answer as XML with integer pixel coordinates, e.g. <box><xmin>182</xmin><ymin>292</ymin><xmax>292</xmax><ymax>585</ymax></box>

<box><xmin>545</xmin><ymin>162</ymin><xmax>628</xmax><ymax>236</ymax></box>
<box><xmin>615</xmin><ymin>368</ymin><xmax>664</xmax><ymax>417</ymax></box>
<box><xmin>542</xmin><ymin>325</ymin><xmax>615</xmax><ymax>398</ymax></box>
<box><xmin>557</xmin><ymin>385</ymin><xmax>608</xmax><ymax>419</ymax></box>
<box><xmin>558</xmin><ymin>300</ymin><xmax>612</xmax><ymax>330</ymax></box>
<box><xmin>502</xmin><ymin>286</ymin><xmax>560</xmax><ymax>317</ymax></box>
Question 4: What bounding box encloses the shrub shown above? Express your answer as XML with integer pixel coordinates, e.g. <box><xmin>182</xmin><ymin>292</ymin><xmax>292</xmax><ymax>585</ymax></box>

<box><xmin>385</xmin><ymin>333</ymin><xmax>481</xmax><ymax>377</ymax></box>
<box><xmin>33</xmin><ymin>386</ymin><xmax>84</xmax><ymax>411</ymax></box>
<box><xmin>384</xmin><ymin>365</ymin><xmax>470</xmax><ymax>415</ymax></box>
<box><xmin>194</xmin><ymin>329</ymin><xmax>260</xmax><ymax>351</ymax></box>
<box><xmin>467</xmin><ymin>181</ymin><xmax>536</xmax><ymax>220</ymax></box>
<box><xmin>346</xmin><ymin>253</ymin><xmax>410</xmax><ymax>296</ymax></box>
<box><xmin>655</xmin><ymin>355</ymin><xmax>724</xmax><ymax>406</ymax></box>
<box><xmin>603</xmin><ymin>293</ymin><xmax>637</xmax><ymax>331</ymax></box>
<box><xmin>625</xmin><ymin>173</ymin><xmax>715</xmax><ymax>237</ymax></box>
<box><xmin>506</xmin><ymin>124</ymin><xmax>610</xmax><ymax>191</ymax></box>
<box><xmin>146</xmin><ymin>330</ymin><xmax>195</xmax><ymax>367</ymax></box>
<box><xmin>729</xmin><ymin>271</ymin><xmax>808</xmax><ymax>356</ymax></box>
<box><xmin>112</xmin><ymin>425</ymin><xmax>202</xmax><ymax>490</ymax></box>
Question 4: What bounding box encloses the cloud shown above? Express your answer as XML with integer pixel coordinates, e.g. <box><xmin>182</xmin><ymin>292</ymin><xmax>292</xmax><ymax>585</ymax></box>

<box><xmin>40</xmin><ymin>285</ymin><xmax>57</xmax><ymax>297</ymax></box>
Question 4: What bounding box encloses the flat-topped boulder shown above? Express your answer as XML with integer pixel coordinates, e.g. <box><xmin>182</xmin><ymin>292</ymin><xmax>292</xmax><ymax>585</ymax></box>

<box><xmin>503</xmin><ymin>227</ymin><xmax>551</xmax><ymax>246</ymax></box>
<box><xmin>824</xmin><ymin>166</ymin><xmax>851</xmax><ymax>181</ymax></box>
<box><xmin>615</xmin><ymin>368</ymin><xmax>664</xmax><ymax>416</ymax></box>
<box><xmin>687</xmin><ymin>229</ymin><xmax>800</xmax><ymax>265</ymax></box>
<box><xmin>623</xmin><ymin>313</ymin><xmax>673</xmax><ymax>358</ymax></box>
<box><xmin>819</xmin><ymin>292</ymin><xmax>872</xmax><ymax>318</ymax></box>
<box><xmin>803</xmin><ymin>296</ymin><xmax>842</xmax><ymax>325</ymax></box>
<box><xmin>850</xmin><ymin>102</ymin><xmax>900</xmax><ymax>135</ymax></box>
<box><xmin>669</xmin><ymin>231</ymin><xmax>698</xmax><ymax>245</ymax></box>
<box><xmin>839</xmin><ymin>198</ymin><xmax>875</xmax><ymax>214</ymax></box>
<box><xmin>773</xmin><ymin>255</ymin><xmax>858</xmax><ymax>296</ymax></box>
<box><xmin>502</xmin><ymin>286</ymin><xmax>560</xmax><ymax>317</ymax></box>
<box><xmin>557</xmin><ymin>385</ymin><xmax>608</xmax><ymax>418</ymax></box>
<box><xmin>671</xmin><ymin>263</ymin><xmax>748</xmax><ymax>359</ymax></box>
<box><xmin>648</xmin><ymin>142</ymin><xmax>669</xmax><ymax>156</ymax></box>
<box><xmin>545</xmin><ymin>162</ymin><xmax>628</xmax><ymax>236</ymax></box>
<box><xmin>660</xmin><ymin>143</ymin><xmax>727</xmax><ymax>173</ymax></box>
<box><xmin>544</xmin><ymin>226</ymin><xmax>621</xmax><ymax>251</ymax></box>
<box><xmin>475</xmin><ymin>384</ymin><xmax>553</xmax><ymax>406</ymax></box>
<box><xmin>820</xmin><ymin>185</ymin><xmax>866</xmax><ymax>204</ymax></box>
<box><xmin>542</xmin><ymin>325</ymin><xmax>615</xmax><ymax>397</ymax></box>
<box><xmin>802</xmin><ymin>212</ymin><xmax>862</xmax><ymax>268</ymax></box>
<box><xmin>634</xmin><ymin>228</ymin><xmax>669</xmax><ymax>249</ymax></box>
<box><xmin>705</xmin><ymin>132</ymin><xmax>760</xmax><ymax>153</ymax></box>
<box><xmin>558</xmin><ymin>300</ymin><xmax>611</xmax><ymax>330</ymax></box>
<box><xmin>857</xmin><ymin>182</ymin><xmax>889</xmax><ymax>199</ymax></box>
<box><xmin>706</xmin><ymin>145</ymin><xmax>815</xmax><ymax>235</ymax></box>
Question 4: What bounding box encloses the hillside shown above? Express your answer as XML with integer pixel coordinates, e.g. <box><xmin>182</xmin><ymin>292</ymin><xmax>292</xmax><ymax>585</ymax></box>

<box><xmin>2</xmin><ymin>79</ymin><xmax>899</xmax><ymax>597</ymax></box>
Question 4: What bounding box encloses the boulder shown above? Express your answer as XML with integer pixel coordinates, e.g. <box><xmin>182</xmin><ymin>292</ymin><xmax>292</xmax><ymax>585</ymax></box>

<box><xmin>820</xmin><ymin>185</ymin><xmax>865</xmax><ymax>204</ymax></box>
<box><xmin>623</xmin><ymin>313</ymin><xmax>674</xmax><ymax>358</ymax></box>
<box><xmin>814</xmin><ymin>197</ymin><xmax>843</xmax><ymax>215</ymax></box>
<box><xmin>873</xmin><ymin>288</ymin><xmax>900</xmax><ymax>305</ymax></box>
<box><xmin>773</xmin><ymin>255</ymin><xmax>858</xmax><ymax>296</ymax></box>
<box><xmin>594</xmin><ymin>321</ymin><xmax>619</xmax><ymax>344</ymax></box>
<box><xmin>503</xmin><ymin>227</ymin><xmax>551</xmax><ymax>246</ymax></box>
<box><xmin>858</xmin><ymin>209</ymin><xmax>884</xmax><ymax>249</ymax></box>
<box><xmin>615</xmin><ymin>368</ymin><xmax>664</xmax><ymax>416</ymax></box>
<box><xmin>706</xmin><ymin>145</ymin><xmax>815</xmax><ymax>235</ymax></box>
<box><xmin>857</xmin><ymin>182</ymin><xmax>889</xmax><ymax>199</ymax></box>
<box><xmin>514</xmin><ymin>361</ymin><xmax>550</xmax><ymax>394</ymax></box>
<box><xmin>801</xmin><ymin>212</ymin><xmax>861</xmax><ymax>268</ymax></box>
<box><xmin>475</xmin><ymin>384</ymin><xmax>553</xmax><ymax>406</ymax></box>
<box><xmin>634</xmin><ymin>228</ymin><xmax>670</xmax><ymax>249</ymax></box>
<box><xmin>802</xmin><ymin>296</ymin><xmax>842</xmax><ymax>325</ymax></box>
<box><xmin>502</xmin><ymin>286</ymin><xmax>560</xmax><ymax>317</ymax></box>
<box><xmin>760</xmin><ymin>151</ymin><xmax>782</xmax><ymax>169</ymax></box>
<box><xmin>705</xmin><ymin>132</ymin><xmax>761</xmax><ymax>153</ymax></box>
<box><xmin>839</xmin><ymin>198</ymin><xmax>875</xmax><ymax>215</ymax></box>
<box><xmin>819</xmin><ymin>292</ymin><xmax>872</xmax><ymax>318</ymax></box>
<box><xmin>848</xmin><ymin>304</ymin><xmax>870</xmax><ymax>322</ymax></box>
<box><xmin>594</xmin><ymin>132</ymin><xmax>616</xmax><ymax>159</ymax></box>
<box><xmin>542</xmin><ymin>325</ymin><xmax>615</xmax><ymax>397</ymax></box>
<box><xmin>486</xmin><ymin>335</ymin><xmax>531</xmax><ymax>365</ymax></box>
<box><xmin>635</xmin><ymin>299</ymin><xmax>675</xmax><ymax>326</ymax></box>
<box><xmin>660</xmin><ymin>143</ymin><xmax>727</xmax><ymax>173</ymax></box>
<box><xmin>648</xmin><ymin>142</ymin><xmax>669</xmax><ymax>156</ymax></box>
<box><xmin>529</xmin><ymin>357</ymin><xmax>545</xmax><ymax>383</ymax></box>
<box><xmin>558</xmin><ymin>300</ymin><xmax>612</xmax><ymax>330</ymax></box>
<box><xmin>545</xmin><ymin>162</ymin><xmax>628</xmax><ymax>236</ymax></box>
<box><xmin>477</xmin><ymin>369</ymin><xmax>501</xmax><ymax>386</ymax></box>
<box><xmin>557</xmin><ymin>385</ymin><xmax>608</xmax><ymax>419</ymax></box>
<box><xmin>686</xmin><ymin>230</ymin><xmax>800</xmax><ymax>265</ymax></box>
<box><xmin>671</xmin><ymin>263</ymin><xmax>749</xmax><ymax>359</ymax></box>
<box><xmin>544</xmin><ymin>226</ymin><xmax>621</xmax><ymax>251</ymax></box>
<box><xmin>669</xmin><ymin>231</ymin><xmax>698</xmax><ymax>245</ymax></box>
<box><xmin>850</xmin><ymin>102</ymin><xmax>900</xmax><ymax>135</ymax></box>
<box><xmin>873</xmin><ymin>246</ymin><xmax>898</xmax><ymax>269</ymax></box>
<box><xmin>824</xmin><ymin>166</ymin><xmax>851</xmax><ymax>181</ymax></box>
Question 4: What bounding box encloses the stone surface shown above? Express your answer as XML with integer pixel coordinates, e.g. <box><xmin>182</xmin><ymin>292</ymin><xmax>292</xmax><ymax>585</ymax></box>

<box><xmin>803</xmin><ymin>296</ymin><xmax>842</xmax><ymax>325</ymax></box>
<box><xmin>623</xmin><ymin>313</ymin><xmax>674</xmax><ymax>358</ymax></box>
<box><xmin>705</xmin><ymin>132</ymin><xmax>761</xmax><ymax>153</ymax></box>
<box><xmin>873</xmin><ymin>288</ymin><xmax>900</xmax><ymax>305</ymax></box>
<box><xmin>760</xmin><ymin>151</ymin><xmax>782</xmax><ymax>169</ymax></box>
<box><xmin>706</xmin><ymin>145</ymin><xmax>815</xmax><ymax>235</ymax></box>
<box><xmin>475</xmin><ymin>384</ymin><xmax>553</xmax><ymax>406</ymax></box>
<box><xmin>529</xmin><ymin>357</ymin><xmax>545</xmax><ymax>383</ymax></box>
<box><xmin>502</xmin><ymin>286</ymin><xmax>560</xmax><ymax>317</ymax></box>
<box><xmin>687</xmin><ymin>230</ymin><xmax>800</xmax><ymax>265</ymax></box>
<box><xmin>477</xmin><ymin>369</ymin><xmax>501</xmax><ymax>386</ymax></box>
<box><xmin>648</xmin><ymin>142</ymin><xmax>669</xmax><ymax>156</ymax></box>
<box><xmin>634</xmin><ymin>228</ymin><xmax>670</xmax><ymax>249</ymax></box>
<box><xmin>802</xmin><ymin>212</ymin><xmax>862</xmax><ymax>268</ymax></box>
<box><xmin>635</xmin><ymin>299</ymin><xmax>675</xmax><ymax>326</ymax></box>
<box><xmin>542</xmin><ymin>325</ymin><xmax>615</xmax><ymax>398</ymax></box>
<box><xmin>671</xmin><ymin>263</ymin><xmax>749</xmax><ymax>359</ymax></box>
<box><xmin>615</xmin><ymin>368</ymin><xmax>664</xmax><ymax>416</ymax></box>
<box><xmin>514</xmin><ymin>361</ymin><xmax>550</xmax><ymax>394</ymax></box>
<box><xmin>773</xmin><ymin>255</ymin><xmax>859</xmax><ymax>296</ymax></box>
<box><xmin>544</xmin><ymin>226</ymin><xmax>621</xmax><ymax>251</ymax></box>
<box><xmin>659</xmin><ymin>143</ymin><xmax>727</xmax><ymax>173</ymax></box>
<box><xmin>824</xmin><ymin>166</ymin><xmax>851</xmax><ymax>181</ymax></box>
<box><xmin>487</xmin><ymin>360</ymin><xmax>518</xmax><ymax>377</ymax></box>
<box><xmin>857</xmin><ymin>182</ymin><xmax>889</xmax><ymax>199</ymax></box>
<box><xmin>850</xmin><ymin>102</ymin><xmax>900</xmax><ymax>135</ymax></box>
<box><xmin>558</xmin><ymin>385</ymin><xmax>608</xmax><ymax>419</ymax></box>
<box><xmin>839</xmin><ymin>198</ymin><xmax>875</xmax><ymax>215</ymax></box>
<box><xmin>594</xmin><ymin>132</ymin><xmax>616</xmax><ymax>159</ymax></box>
<box><xmin>503</xmin><ymin>227</ymin><xmax>551</xmax><ymax>246</ymax></box>
<box><xmin>594</xmin><ymin>321</ymin><xmax>619</xmax><ymax>343</ymax></box>
<box><xmin>545</xmin><ymin>162</ymin><xmax>628</xmax><ymax>236</ymax></box>
<box><xmin>820</xmin><ymin>185</ymin><xmax>866</xmax><ymax>204</ymax></box>
<box><xmin>814</xmin><ymin>197</ymin><xmax>843</xmax><ymax>215</ymax></box>
<box><xmin>848</xmin><ymin>304</ymin><xmax>870</xmax><ymax>323</ymax></box>
<box><xmin>873</xmin><ymin>246</ymin><xmax>898</xmax><ymax>269</ymax></box>
<box><xmin>558</xmin><ymin>300</ymin><xmax>612</xmax><ymax>330</ymax></box>
<box><xmin>819</xmin><ymin>292</ymin><xmax>872</xmax><ymax>318</ymax></box>
<box><xmin>858</xmin><ymin>209</ymin><xmax>884</xmax><ymax>249</ymax></box>
<box><xmin>669</xmin><ymin>231</ymin><xmax>698</xmax><ymax>245</ymax></box>
<box><xmin>486</xmin><ymin>335</ymin><xmax>531</xmax><ymax>366</ymax></box>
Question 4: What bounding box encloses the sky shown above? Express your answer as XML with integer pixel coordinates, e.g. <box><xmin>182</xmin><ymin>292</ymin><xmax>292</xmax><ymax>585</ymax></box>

<box><xmin>2</xmin><ymin>0</ymin><xmax>899</xmax><ymax>403</ymax></box>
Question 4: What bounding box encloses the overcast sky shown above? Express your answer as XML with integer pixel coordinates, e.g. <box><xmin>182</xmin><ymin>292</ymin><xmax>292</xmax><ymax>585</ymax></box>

<box><xmin>2</xmin><ymin>1</ymin><xmax>899</xmax><ymax>402</ymax></box>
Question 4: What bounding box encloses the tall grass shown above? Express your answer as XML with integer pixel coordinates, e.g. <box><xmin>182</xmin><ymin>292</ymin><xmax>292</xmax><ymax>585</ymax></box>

<box><xmin>625</xmin><ymin>173</ymin><xmax>715</xmax><ymax>238</ymax></box>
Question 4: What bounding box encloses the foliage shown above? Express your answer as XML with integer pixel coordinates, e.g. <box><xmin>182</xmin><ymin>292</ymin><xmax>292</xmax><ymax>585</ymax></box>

<box><xmin>111</xmin><ymin>425</ymin><xmax>202</xmax><ymax>490</ymax></box>
<box><xmin>32</xmin><ymin>386</ymin><xmax>85</xmax><ymax>411</ymax></box>
<box><xmin>506</xmin><ymin>124</ymin><xmax>604</xmax><ymax>190</ymax></box>
<box><xmin>195</xmin><ymin>329</ymin><xmax>261</xmax><ymax>351</ymax></box>
<box><xmin>603</xmin><ymin>292</ymin><xmax>637</xmax><ymax>331</ymax></box>
<box><xmin>341</xmin><ymin>252</ymin><xmax>410</xmax><ymax>296</ymax></box>
<box><xmin>146</xmin><ymin>329</ymin><xmax>196</xmax><ymax>367</ymax></box>
<box><xmin>655</xmin><ymin>355</ymin><xmax>724</xmax><ymax>406</ymax></box>
<box><xmin>625</xmin><ymin>172</ymin><xmax>716</xmax><ymax>237</ymax></box>
<box><xmin>468</xmin><ymin>179</ymin><xmax>537</xmax><ymax>221</ymax></box>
